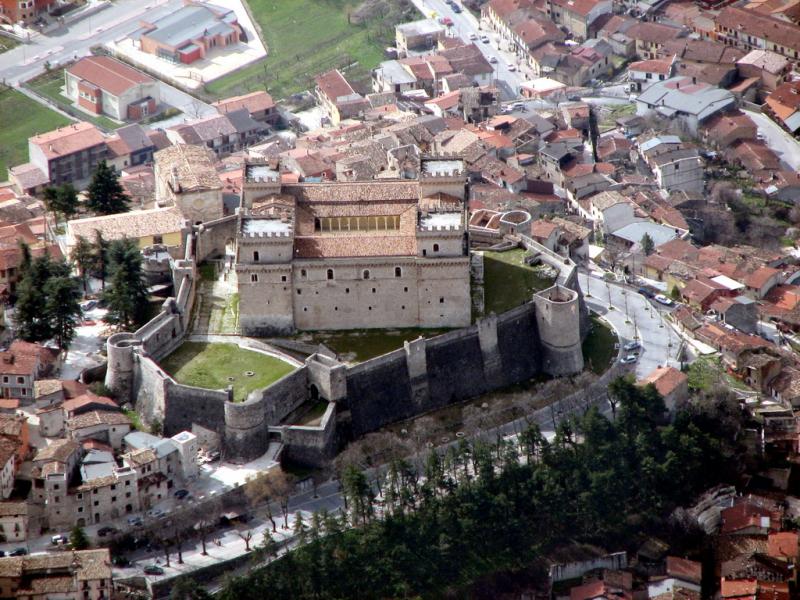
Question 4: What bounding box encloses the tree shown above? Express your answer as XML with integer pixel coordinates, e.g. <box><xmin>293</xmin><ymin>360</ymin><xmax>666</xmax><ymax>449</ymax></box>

<box><xmin>170</xmin><ymin>578</ymin><xmax>212</xmax><ymax>600</ymax></box>
<box><xmin>103</xmin><ymin>239</ymin><xmax>149</xmax><ymax>330</ymax></box>
<box><xmin>70</xmin><ymin>525</ymin><xmax>89</xmax><ymax>550</ymax></box>
<box><xmin>70</xmin><ymin>236</ymin><xmax>94</xmax><ymax>294</ymax></box>
<box><xmin>14</xmin><ymin>252</ymin><xmax>71</xmax><ymax>342</ymax></box>
<box><xmin>44</xmin><ymin>274</ymin><xmax>81</xmax><ymax>350</ymax></box>
<box><xmin>92</xmin><ymin>230</ymin><xmax>109</xmax><ymax>291</ymax></box>
<box><xmin>238</xmin><ymin>529</ymin><xmax>254</xmax><ymax>552</ymax></box>
<box><xmin>640</xmin><ymin>233</ymin><xmax>655</xmax><ymax>256</ymax></box>
<box><xmin>85</xmin><ymin>160</ymin><xmax>129</xmax><ymax>215</ymax></box>
<box><xmin>42</xmin><ymin>183</ymin><xmax>78</xmax><ymax>224</ymax></box>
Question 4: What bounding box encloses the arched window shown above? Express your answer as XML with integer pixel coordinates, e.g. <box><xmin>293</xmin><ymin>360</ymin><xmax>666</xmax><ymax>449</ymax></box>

<box><xmin>362</xmin><ymin>269</ymin><xmax>370</xmax><ymax>280</ymax></box>
<box><xmin>433</xmin><ymin>243</ymin><xmax>440</xmax><ymax>252</ymax></box>
<box><xmin>327</xmin><ymin>269</ymin><xmax>334</xmax><ymax>280</ymax></box>
<box><xmin>394</xmin><ymin>267</ymin><xmax>402</xmax><ymax>278</ymax></box>
<box><xmin>301</xmin><ymin>269</ymin><xmax>307</xmax><ymax>278</ymax></box>
<box><xmin>253</xmin><ymin>251</ymin><xmax>260</xmax><ymax>262</ymax></box>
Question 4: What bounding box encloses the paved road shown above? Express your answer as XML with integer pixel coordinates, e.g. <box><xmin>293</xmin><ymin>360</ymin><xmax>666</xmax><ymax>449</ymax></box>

<box><xmin>579</xmin><ymin>271</ymin><xmax>681</xmax><ymax>378</ymax></box>
<box><xmin>745</xmin><ymin>109</ymin><xmax>800</xmax><ymax>171</ymax></box>
<box><xmin>407</xmin><ymin>0</ymin><xmax>525</xmax><ymax>100</ymax></box>
<box><xmin>0</xmin><ymin>0</ymin><xmax>215</xmax><ymax>123</ymax></box>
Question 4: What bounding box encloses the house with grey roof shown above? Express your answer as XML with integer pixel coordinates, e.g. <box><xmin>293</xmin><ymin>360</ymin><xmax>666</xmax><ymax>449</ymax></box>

<box><xmin>136</xmin><ymin>1</ymin><xmax>241</xmax><ymax>64</ymax></box>
<box><xmin>635</xmin><ymin>76</ymin><xmax>736</xmax><ymax>134</ymax></box>
<box><xmin>166</xmin><ymin>108</ymin><xmax>265</xmax><ymax>157</ymax></box>
<box><xmin>373</xmin><ymin>60</ymin><xmax>420</xmax><ymax>95</ymax></box>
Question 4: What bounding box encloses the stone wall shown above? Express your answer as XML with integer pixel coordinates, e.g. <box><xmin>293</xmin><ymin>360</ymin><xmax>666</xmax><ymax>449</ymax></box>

<box><xmin>281</xmin><ymin>403</ymin><xmax>338</xmax><ymax>467</ymax></box>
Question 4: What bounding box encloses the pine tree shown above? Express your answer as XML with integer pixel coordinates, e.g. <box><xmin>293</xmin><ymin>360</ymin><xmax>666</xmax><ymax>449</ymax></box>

<box><xmin>86</xmin><ymin>160</ymin><xmax>130</xmax><ymax>215</ymax></box>
<box><xmin>44</xmin><ymin>275</ymin><xmax>81</xmax><ymax>350</ymax></box>
<box><xmin>70</xmin><ymin>236</ymin><xmax>94</xmax><ymax>294</ymax></box>
<box><xmin>15</xmin><ymin>254</ymin><xmax>57</xmax><ymax>341</ymax></box>
<box><xmin>92</xmin><ymin>230</ymin><xmax>109</xmax><ymax>291</ymax></box>
<box><xmin>103</xmin><ymin>239</ymin><xmax>149</xmax><ymax>330</ymax></box>
<box><xmin>43</xmin><ymin>183</ymin><xmax>78</xmax><ymax>224</ymax></box>
<box><xmin>641</xmin><ymin>233</ymin><xmax>655</xmax><ymax>256</ymax></box>
<box><xmin>70</xmin><ymin>525</ymin><xmax>89</xmax><ymax>550</ymax></box>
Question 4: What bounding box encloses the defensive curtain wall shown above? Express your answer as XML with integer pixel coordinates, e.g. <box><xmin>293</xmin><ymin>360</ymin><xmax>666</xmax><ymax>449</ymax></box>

<box><xmin>105</xmin><ymin>229</ymin><xmax>588</xmax><ymax>467</ymax></box>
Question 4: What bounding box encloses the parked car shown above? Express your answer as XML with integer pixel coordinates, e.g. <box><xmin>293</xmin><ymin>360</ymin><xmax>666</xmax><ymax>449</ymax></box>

<box><xmin>143</xmin><ymin>565</ymin><xmax>165</xmax><ymax>576</ymax></box>
<box><xmin>438</xmin><ymin>16</ymin><xmax>453</xmax><ymax>25</ymax></box>
<box><xmin>654</xmin><ymin>294</ymin><xmax>673</xmax><ymax>306</ymax></box>
<box><xmin>98</xmin><ymin>526</ymin><xmax>118</xmax><ymax>537</ymax></box>
<box><xmin>146</xmin><ymin>508</ymin><xmax>164</xmax><ymax>518</ymax></box>
<box><xmin>488</xmin><ymin>56</ymin><xmax>497</xmax><ymax>63</ymax></box>
<box><xmin>9</xmin><ymin>548</ymin><xmax>27</xmax><ymax>556</ymax></box>
<box><xmin>469</xmin><ymin>32</ymin><xmax>477</xmax><ymax>40</ymax></box>
<box><xmin>80</xmin><ymin>300</ymin><xmax>98</xmax><ymax>312</ymax></box>
<box><xmin>452</xmin><ymin>5</ymin><xmax>462</xmax><ymax>12</ymax></box>
<box><xmin>620</xmin><ymin>354</ymin><xmax>638</xmax><ymax>364</ymax></box>
<box><xmin>51</xmin><ymin>534</ymin><xmax>68</xmax><ymax>545</ymax></box>
<box><xmin>507</xmin><ymin>63</ymin><xmax>517</xmax><ymax>71</ymax></box>
<box><xmin>127</xmin><ymin>516</ymin><xmax>143</xmax><ymax>527</ymax></box>
<box><xmin>637</xmin><ymin>287</ymin><xmax>655</xmax><ymax>298</ymax></box>
<box><xmin>480</xmin><ymin>35</ymin><xmax>490</xmax><ymax>43</ymax></box>
<box><xmin>111</xmin><ymin>555</ymin><xmax>130</xmax><ymax>567</ymax></box>
<box><xmin>623</xmin><ymin>341</ymin><xmax>641</xmax><ymax>352</ymax></box>
<box><xmin>174</xmin><ymin>489</ymin><xmax>190</xmax><ymax>499</ymax></box>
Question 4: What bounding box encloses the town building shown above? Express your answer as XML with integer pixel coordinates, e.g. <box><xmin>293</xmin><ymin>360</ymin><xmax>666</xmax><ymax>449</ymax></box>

<box><xmin>395</xmin><ymin>19</ymin><xmax>446</xmax><ymax>57</ymax></box>
<box><xmin>212</xmin><ymin>91</ymin><xmax>278</xmax><ymax>125</ymax></box>
<box><xmin>545</xmin><ymin>0</ymin><xmax>612</xmax><ymax>40</ymax></box>
<box><xmin>314</xmin><ymin>69</ymin><xmax>369</xmax><ymax>126</ymax></box>
<box><xmin>0</xmin><ymin>502</ymin><xmax>29</xmax><ymax>543</ymax></box>
<box><xmin>235</xmin><ymin>157</ymin><xmax>471</xmax><ymax>334</ymax></box>
<box><xmin>0</xmin><ymin>549</ymin><xmax>112</xmax><ymax>599</ymax></box>
<box><xmin>153</xmin><ymin>144</ymin><xmax>224</xmax><ymax>224</ymax></box>
<box><xmin>66</xmin><ymin>207</ymin><xmax>189</xmax><ymax>258</ymax></box>
<box><xmin>0</xmin><ymin>341</ymin><xmax>59</xmax><ymax>402</ymax></box>
<box><xmin>764</xmin><ymin>81</ymin><xmax>800</xmax><ymax>134</ymax></box>
<box><xmin>713</xmin><ymin>7</ymin><xmax>800</xmax><ymax>65</ymax></box>
<box><xmin>136</xmin><ymin>1</ymin><xmax>241</xmax><ymax>64</ymax></box>
<box><xmin>27</xmin><ymin>122</ymin><xmax>107</xmax><ymax>187</ymax></box>
<box><xmin>638</xmin><ymin>366</ymin><xmax>689</xmax><ymax>413</ymax></box>
<box><xmin>64</xmin><ymin>56</ymin><xmax>160</xmax><ymax>121</ymax></box>
<box><xmin>166</xmin><ymin>110</ymin><xmax>265</xmax><ymax>158</ymax></box>
<box><xmin>635</xmin><ymin>77</ymin><xmax>736</xmax><ymax>134</ymax></box>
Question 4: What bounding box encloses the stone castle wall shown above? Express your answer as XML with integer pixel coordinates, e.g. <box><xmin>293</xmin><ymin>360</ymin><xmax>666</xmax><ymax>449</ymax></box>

<box><xmin>105</xmin><ymin>230</ymin><xmax>587</xmax><ymax>466</ymax></box>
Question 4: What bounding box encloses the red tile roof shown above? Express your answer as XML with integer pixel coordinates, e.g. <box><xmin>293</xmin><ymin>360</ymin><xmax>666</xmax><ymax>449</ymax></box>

<box><xmin>638</xmin><ymin>367</ymin><xmax>688</xmax><ymax>399</ymax></box>
<box><xmin>767</xmin><ymin>531</ymin><xmax>798</xmax><ymax>560</ymax></box>
<box><xmin>0</xmin><ymin>341</ymin><xmax>57</xmax><ymax>376</ymax></box>
<box><xmin>721</xmin><ymin>579</ymin><xmax>757</xmax><ymax>599</ymax></box>
<box><xmin>212</xmin><ymin>90</ymin><xmax>275</xmax><ymax>114</ymax></box>
<box><xmin>66</xmin><ymin>55</ymin><xmax>153</xmax><ymax>97</ymax></box>
<box><xmin>550</xmin><ymin>0</ymin><xmax>605</xmax><ymax>17</ymax></box>
<box><xmin>720</xmin><ymin>502</ymin><xmax>778</xmax><ymax>534</ymax></box>
<box><xmin>716</xmin><ymin>7</ymin><xmax>800</xmax><ymax>53</ymax></box>
<box><xmin>29</xmin><ymin>122</ymin><xmax>106</xmax><ymax>160</ymax></box>
<box><xmin>315</xmin><ymin>69</ymin><xmax>358</xmax><ymax>103</ymax></box>
<box><xmin>744</xmin><ymin>266</ymin><xmax>779</xmax><ymax>290</ymax></box>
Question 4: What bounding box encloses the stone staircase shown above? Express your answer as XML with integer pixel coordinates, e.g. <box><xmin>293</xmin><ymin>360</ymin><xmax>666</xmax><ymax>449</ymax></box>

<box><xmin>192</xmin><ymin>275</ymin><xmax>240</xmax><ymax>336</ymax></box>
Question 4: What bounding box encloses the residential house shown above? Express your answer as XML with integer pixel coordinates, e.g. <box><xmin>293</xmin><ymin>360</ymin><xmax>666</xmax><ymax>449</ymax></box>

<box><xmin>0</xmin><ymin>439</ymin><xmax>15</xmax><ymax>500</ymax></box>
<box><xmin>373</xmin><ymin>60</ymin><xmax>420</xmax><ymax>95</ymax></box>
<box><xmin>104</xmin><ymin>124</ymin><xmax>157</xmax><ymax>173</ymax></box>
<box><xmin>36</xmin><ymin>404</ymin><xmax>64</xmax><ymax>438</ymax></box>
<box><xmin>64</xmin><ymin>55</ymin><xmax>160</xmax><ymax>121</ymax></box>
<box><xmin>650</xmin><ymin>147</ymin><xmax>704</xmax><ymax>195</ymax></box>
<box><xmin>628</xmin><ymin>56</ymin><xmax>675</xmax><ymax>92</ymax></box>
<box><xmin>638</xmin><ymin>366</ymin><xmax>689</xmax><ymax>413</ymax></box>
<box><xmin>767</xmin><ymin>531</ymin><xmax>798</xmax><ymax>564</ymax></box>
<box><xmin>701</xmin><ymin>111</ymin><xmax>758</xmax><ymax>149</ymax></box>
<box><xmin>137</xmin><ymin>1</ymin><xmax>241</xmax><ymax>64</ymax></box>
<box><xmin>721</xmin><ymin>500</ymin><xmax>781</xmax><ymax>535</ymax></box>
<box><xmin>764</xmin><ymin>81</ymin><xmax>800</xmax><ymax>134</ymax></box>
<box><xmin>27</xmin><ymin>122</ymin><xmax>107</xmax><ymax>187</ymax></box>
<box><xmin>626</xmin><ymin>21</ymin><xmax>684</xmax><ymax>60</ymax></box>
<box><xmin>315</xmin><ymin>69</ymin><xmax>370</xmax><ymax>126</ymax></box>
<box><xmin>0</xmin><ymin>502</ymin><xmax>29</xmax><ymax>543</ymax></box>
<box><xmin>710</xmin><ymin>295</ymin><xmax>758</xmax><ymax>334</ymax></box>
<box><xmin>546</xmin><ymin>0</ymin><xmax>612</xmax><ymax>40</ymax></box>
<box><xmin>0</xmin><ymin>548</ymin><xmax>112</xmax><ymax>599</ymax></box>
<box><xmin>0</xmin><ymin>0</ymin><xmax>53</xmax><ymax>25</ymax></box>
<box><xmin>713</xmin><ymin>7</ymin><xmax>800</xmax><ymax>65</ymax></box>
<box><xmin>166</xmin><ymin>109</ymin><xmax>265</xmax><ymax>157</ymax></box>
<box><xmin>585</xmin><ymin>190</ymin><xmax>637</xmax><ymax>234</ymax></box>
<box><xmin>212</xmin><ymin>90</ymin><xmax>278</xmax><ymax>125</ymax></box>
<box><xmin>66</xmin><ymin>206</ymin><xmax>189</xmax><ymax>258</ymax></box>
<box><xmin>7</xmin><ymin>163</ymin><xmax>49</xmax><ymax>196</ymax></box>
<box><xmin>0</xmin><ymin>341</ymin><xmax>59</xmax><ymax>402</ymax></box>
<box><xmin>744</xmin><ymin>266</ymin><xmax>781</xmax><ymax>299</ymax></box>
<box><xmin>648</xmin><ymin>556</ymin><xmax>702</xmax><ymax>597</ymax></box>
<box><xmin>395</xmin><ymin>19</ymin><xmax>445</xmax><ymax>57</ymax></box>
<box><xmin>635</xmin><ymin>77</ymin><xmax>737</xmax><ymax>134</ymax></box>
<box><xmin>66</xmin><ymin>410</ymin><xmax>132</xmax><ymax>450</ymax></box>
<box><xmin>0</xmin><ymin>222</ymin><xmax>61</xmax><ymax>298</ymax></box>
<box><xmin>737</xmin><ymin>50</ymin><xmax>790</xmax><ymax>94</ymax></box>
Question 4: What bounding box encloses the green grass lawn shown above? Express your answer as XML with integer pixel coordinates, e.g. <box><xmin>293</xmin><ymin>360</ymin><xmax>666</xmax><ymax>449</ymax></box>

<box><xmin>582</xmin><ymin>316</ymin><xmax>616</xmax><ymax>375</ymax></box>
<box><xmin>0</xmin><ymin>37</ymin><xmax>18</xmax><ymax>54</ymax></box>
<box><xmin>0</xmin><ymin>85</ymin><xmax>71</xmax><ymax>179</ymax></box>
<box><xmin>303</xmin><ymin>328</ymin><xmax>451</xmax><ymax>363</ymax></box>
<box><xmin>160</xmin><ymin>342</ymin><xmax>295</xmax><ymax>401</ymax></box>
<box><xmin>482</xmin><ymin>249</ymin><xmax>555</xmax><ymax>315</ymax></box>
<box><xmin>25</xmin><ymin>70</ymin><xmax>120</xmax><ymax>131</ymax></box>
<box><xmin>205</xmin><ymin>0</ymin><xmax>416</xmax><ymax>100</ymax></box>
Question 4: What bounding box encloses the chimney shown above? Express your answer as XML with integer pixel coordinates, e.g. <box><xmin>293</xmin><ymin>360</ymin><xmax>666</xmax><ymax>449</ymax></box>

<box><xmin>171</xmin><ymin>166</ymin><xmax>180</xmax><ymax>192</ymax></box>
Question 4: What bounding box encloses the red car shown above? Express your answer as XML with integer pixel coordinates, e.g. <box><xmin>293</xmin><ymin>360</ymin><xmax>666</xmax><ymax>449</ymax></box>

<box><xmin>439</xmin><ymin>16</ymin><xmax>453</xmax><ymax>25</ymax></box>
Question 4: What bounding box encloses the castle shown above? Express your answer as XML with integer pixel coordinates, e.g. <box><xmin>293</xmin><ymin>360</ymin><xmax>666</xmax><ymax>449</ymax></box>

<box><xmin>103</xmin><ymin>155</ymin><xmax>587</xmax><ymax>466</ymax></box>
<box><xmin>234</xmin><ymin>157</ymin><xmax>471</xmax><ymax>334</ymax></box>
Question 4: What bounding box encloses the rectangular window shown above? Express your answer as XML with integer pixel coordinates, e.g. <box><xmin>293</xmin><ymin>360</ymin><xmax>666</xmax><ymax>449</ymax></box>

<box><xmin>250</xmin><ymin>274</ymin><xmax>258</xmax><ymax>283</ymax></box>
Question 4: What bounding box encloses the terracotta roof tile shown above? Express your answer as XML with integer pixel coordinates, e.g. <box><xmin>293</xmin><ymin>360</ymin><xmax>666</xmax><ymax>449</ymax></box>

<box><xmin>67</xmin><ymin>55</ymin><xmax>153</xmax><ymax>97</ymax></box>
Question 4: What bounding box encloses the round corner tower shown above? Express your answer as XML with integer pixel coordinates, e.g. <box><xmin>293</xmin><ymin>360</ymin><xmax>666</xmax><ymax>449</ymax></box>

<box><xmin>533</xmin><ymin>284</ymin><xmax>584</xmax><ymax>376</ymax></box>
<box><xmin>104</xmin><ymin>333</ymin><xmax>139</xmax><ymax>403</ymax></box>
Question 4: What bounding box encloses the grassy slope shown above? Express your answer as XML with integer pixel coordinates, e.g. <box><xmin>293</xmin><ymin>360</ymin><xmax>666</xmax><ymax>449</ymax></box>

<box><xmin>160</xmin><ymin>342</ymin><xmax>295</xmax><ymax>401</ymax></box>
<box><xmin>205</xmin><ymin>0</ymin><xmax>403</xmax><ymax>100</ymax></box>
<box><xmin>0</xmin><ymin>86</ymin><xmax>71</xmax><ymax>178</ymax></box>
<box><xmin>482</xmin><ymin>249</ymin><xmax>554</xmax><ymax>315</ymax></box>
<box><xmin>582</xmin><ymin>316</ymin><xmax>616</xmax><ymax>375</ymax></box>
